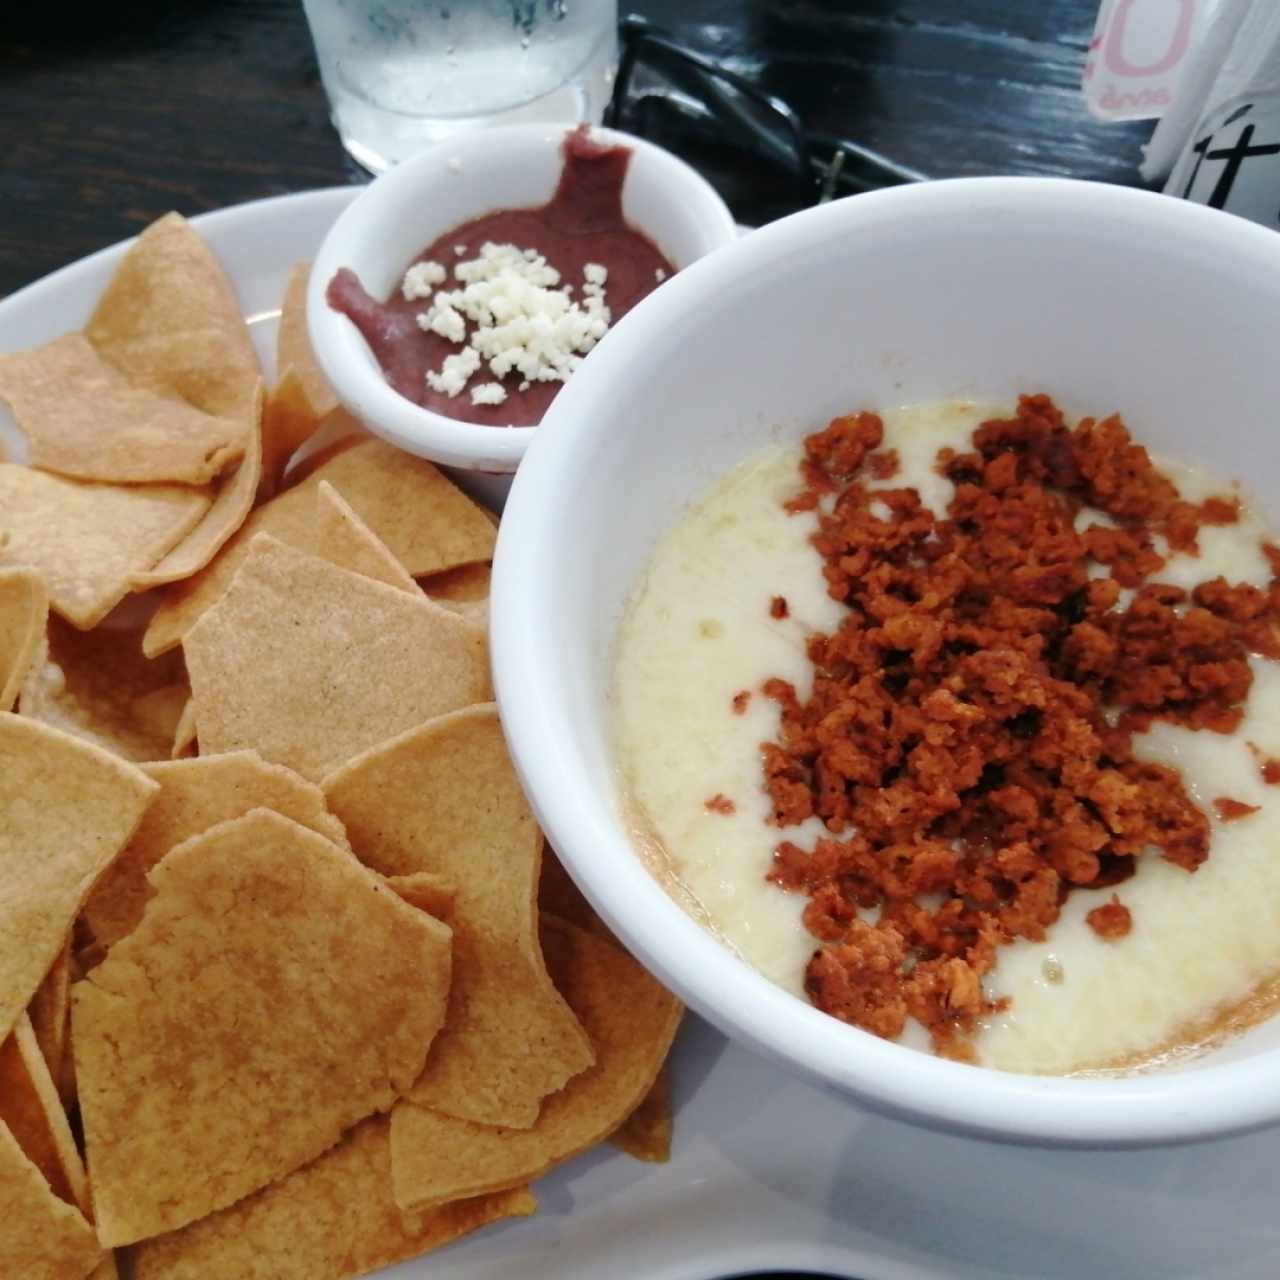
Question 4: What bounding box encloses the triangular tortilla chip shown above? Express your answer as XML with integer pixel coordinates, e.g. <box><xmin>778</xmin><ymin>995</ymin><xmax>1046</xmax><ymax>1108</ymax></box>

<box><xmin>0</xmin><ymin>566</ymin><xmax>47</xmax><ymax>711</ymax></box>
<box><xmin>0</xmin><ymin>334</ymin><xmax>246</xmax><ymax>485</ymax></box>
<box><xmin>85</xmin><ymin>212</ymin><xmax>260</xmax><ymax>428</ymax></box>
<box><xmin>3</xmin><ymin>1014</ymin><xmax>116</xmax><ymax>1276</ymax></box>
<box><xmin>540</xmin><ymin>851</ymin><xmax>675</xmax><ymax>1170</ymax></box>
<box><xmin>323</xmin><ymin>704</ymin><xmax>593</xmax><ymax>1128</ymax></box>
<box><xmin>170</xmin><ymin>697</ymin><xmax>198</xmax><ymax>758</ymax></box>
<box><xmin>28</xmin><ymin>937</ymin><xmax>71</xmax><ymax>1092</ymax></box>
<box><xmin>54</xmin><ymin>997</ymin><xmax>79</xmax><ymax>1114</ymax></box>
<box><xmin>81</xmin><ymin>751</ymin><xmax>351</xmax><ymax>955</ymax></box>
<box><xmin>314</xmin><ymin>480</ymin><xmax>418</xmax><ymax>593</ymax></box>
<box><xmin>185</xmin><ymin>536</ymin><xmax>490</xmax><ymax>782</ymax></box>
<box><xmin>261</xmin><ymin>368</ymin><xmax>324</xmax><ymax>500</ymax></box>
<box><xmin>130</xmin><ymin>1115</ymin><xmax>534</xmax><ymax>1280</ymax></box>
<box><xmin>386</xmin><ymin>872</ymin><xmax>458</xmax><ymax>921</ymax></box>
<box><xmin>390</xmin><ymin>916</ymin><xmax>683</xmax><ymax>1212</ymax></box>
<box><xmin>0</xmin><ymin>714</ymin><xmax>156</xmax><ymax>1044</ymax></box>
<box><xmin>0</xmin><ymin>1014</ymin><xmax>85</xmax><ymax>1208</ymax></box>
<box><xmin>279</xmin><ymin>416</ymin><xmax>368</xmax><ymax>489</ymax></box>
<box><xmin>74</xmin><ymin>808</ymin><xmax>453</xmax><ymax>1246</ymax></box>
<box><xmin>129</xmin><ymin>382</ymin><xmax>265</xmax><ymax>589</ymax></box>
<box><xmin>421</xmin><ymin>561</ymin><xmax>490</xmax><ymax>625</ymax></box>
<box><xmin>0</xmin><ymin>464</ymin><xmax>210</xmax><ymax>629</ymax></box>
<box><xmin>278</xmin><ymin>262</ymin><xmax>339</xmax><ymax>422</ymax></box>
<box><xmin>611</xmin><ymin>1065</ymin><xmax>673</xmax><ymax>1163</ymax></box>
<box><xmin>142</xmin><ymin>439</ymin><xmax>497</xmax><ymax>656</ymax></box>
<box><xmin>258</xmin><ymin>264</ymin><xmax>341</xmax><ymax>499</ymax></box>
<box><xmin>0</xmin><ymin>1118</ymin><xmax>102</xmax><ymax>1280</ymax></box>
<box><xmin>18</xmin><ymin>616</ymin><xmax>187</xmax><ymax>761</ymax></box>
<box><xmin>538</xmin><ymin>840</ymin><xmax>616</xmax><ymax>942</ymax></box>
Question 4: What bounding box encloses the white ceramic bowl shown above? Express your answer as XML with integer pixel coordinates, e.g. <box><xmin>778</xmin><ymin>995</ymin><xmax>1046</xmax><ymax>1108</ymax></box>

<box><xmin>306</xmin><ymin>123</ymin><xmax>736</xmax><ymax>494</ymax></box>
<box><xmin>492</xmin><ymin>177</ymin><xmax>1280</xmax><ymax>1149</ymax></box>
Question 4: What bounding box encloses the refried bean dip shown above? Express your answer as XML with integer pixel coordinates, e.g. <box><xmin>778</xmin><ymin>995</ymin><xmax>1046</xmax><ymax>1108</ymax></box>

<box><xmin>615</xmin><ymin>396</ymin><xmax>1280</xmax><ymax>1073</ymax></box>
<box><xmin>327</xmin><ymin>127</ymin><xmax>673</xmax><ymax>426</ymax></box>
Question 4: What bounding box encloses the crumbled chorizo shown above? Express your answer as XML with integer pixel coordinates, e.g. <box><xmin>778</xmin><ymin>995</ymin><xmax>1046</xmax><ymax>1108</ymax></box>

<box><xmin>1213</xmin><ymin>796</ymin><xmax>1260</xmax><ymax>822</ymax></box>
<box><xmin>770</xmin><ymin>595</ymin><xmax>789</xmax><ymax>620</ymax></box>
<box><xmin>731</xmin><ymin>690</ymin><xmax>751</xmax><ymax>715</ymax></box>
<box><xmin>1086</xmin><ymin>894</ymin><xmax>1132</xmax><ymax>940</ymax></box>
<box><xmin>1248</xmin><ymin>742</ymin><xmax>1280</xmax><ymax>785</ymax></box>
<box><xmin>867</xmin><ymin>449</ymin><xmax>900</xmax><ymax>480</ymax></box>
<box><xmin>767</xmin><ymin>395</ymin><xmax>1264</xmax><ymax>1056</ymax></box>
<box><xmin>704</xmin><ymin>793</ymin><xmax>736</xmax><ymax>815</ymax></box>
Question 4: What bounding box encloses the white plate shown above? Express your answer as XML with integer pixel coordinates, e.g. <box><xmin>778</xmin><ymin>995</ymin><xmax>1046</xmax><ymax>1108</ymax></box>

<box><xmin>4</xmin><ymin>189</ymin><xmax>1280</xmax><ymax>1280</ymax></box>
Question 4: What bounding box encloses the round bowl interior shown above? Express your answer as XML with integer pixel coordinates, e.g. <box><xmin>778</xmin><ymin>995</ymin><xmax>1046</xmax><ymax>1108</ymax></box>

<box><xmin>307</xmin><ymin>124</ymin><xmax>736</xmax><ymax>474</ymax></box>
<box><xmin>492</xmin><ymin>177</ymin><xmax>1280</xmax><ymax>1149</ymax></box>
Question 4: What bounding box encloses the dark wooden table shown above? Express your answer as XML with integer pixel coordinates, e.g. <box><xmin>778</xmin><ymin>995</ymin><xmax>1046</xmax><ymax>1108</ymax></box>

<box><xmin>0</xmin><ymin>0</ymin><xmax>1153</xmax><ymax>301</ymax></box>
<box><xmin>0</xmin><ymin>5</ymin><xmax>1150</xmax><ymax>1276</ymax></box>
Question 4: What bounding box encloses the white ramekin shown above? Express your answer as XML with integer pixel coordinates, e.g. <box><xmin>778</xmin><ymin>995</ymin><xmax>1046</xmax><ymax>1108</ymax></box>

<box><xmin>306</xmin><ymin>123</ymin><xmax>736</xmax><ymax>497</ymax></box>
<box><xmin>492</xmin><ymin>176</ymin><xmax>1280</xmax><ymax>1149</ymax></box>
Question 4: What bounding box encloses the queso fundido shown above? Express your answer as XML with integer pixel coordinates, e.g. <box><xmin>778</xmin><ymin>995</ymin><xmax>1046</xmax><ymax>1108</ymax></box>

<box><xmin>615</xmin><ymin>395</ymin><xmax>1280</xmax><ymax>1074</ymax></box>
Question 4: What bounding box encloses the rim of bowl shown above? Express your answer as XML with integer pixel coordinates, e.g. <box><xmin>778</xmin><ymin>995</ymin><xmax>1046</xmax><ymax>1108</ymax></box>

<box><xmin>492</xmin><ymin>175</ymin><xmax>1280</xmax><ymax>1149</ymax></box>
<box><xmin>306</xmin><ymin>123</ymin><xmax>737</xmax><ymax>474</ymax></box>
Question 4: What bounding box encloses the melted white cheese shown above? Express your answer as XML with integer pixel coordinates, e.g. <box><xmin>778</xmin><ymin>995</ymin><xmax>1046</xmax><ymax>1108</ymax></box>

<box><xmin>615</xmin><ymin>401</ymin><xmax>1280</xmax><ymax>1074</ymax></box>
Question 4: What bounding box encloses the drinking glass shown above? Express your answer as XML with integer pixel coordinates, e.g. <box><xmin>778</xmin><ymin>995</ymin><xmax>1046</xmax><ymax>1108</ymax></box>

<box><xmin>302</xmin><ymin>0</ymin><xmax>618</xmax><ymax>172</ymax></box>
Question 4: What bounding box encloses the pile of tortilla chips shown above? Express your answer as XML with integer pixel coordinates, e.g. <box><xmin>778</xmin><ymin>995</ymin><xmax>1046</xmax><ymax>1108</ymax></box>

<box><xmin>0</xmin><ymin>215</ymin><xmax>682</xmax><ymax>1280</ymax></box>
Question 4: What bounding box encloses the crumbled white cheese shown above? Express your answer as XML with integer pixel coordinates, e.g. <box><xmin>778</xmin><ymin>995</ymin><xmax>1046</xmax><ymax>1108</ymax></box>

<box><xmin>454</xmin><ymin>244</ymin><xmax>467</xmax><ymax>256</ymax></box>
<box><xmin>401</xmin><ymin>260</ymin><xmax>447</xmax><ymax>301</ymax></box>
<box><xmin>470</xmin><ymin>382</ymin><xmax>508</xmax><ymax>406</ymax></box>
<box><xmin>419</xmin><ymin>303</ymin><xmax>466</xmax><ymax>344</ymax></box>
<box><xmin>425</xmin><ymin>346</ymin><xmax>481</xmax><ymax>398</ymax></box>
<box><xmin>415</xmin><ymin>240</ymin><xmax>614</xmax><ymax>401</ymax></box>
<box><xmin>655</xmin><ymin>267</ymin><xmax>667</xmax><ymax>282</ymax></box>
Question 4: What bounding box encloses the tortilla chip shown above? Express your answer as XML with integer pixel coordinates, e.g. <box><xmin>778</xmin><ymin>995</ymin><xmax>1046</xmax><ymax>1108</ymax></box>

<box><xmin>0</xmin><ymin>714</ymin><xmax>156</xmax><ymax>1044</ymax></box>
<box><xmin>55</xmin><ymin>998</ymin><xmax>79</xmax><ymax>1114</ymax></box>
<box><xmin>85</xmin><ymin>212</ymin><xmax>260</xmax><ymax>428</ymax></box>
<box><xmin>279</xmin><ymin>262</ymin><xmax>339</xmax><ymax>422</ymax></box>
<box><xmin>185</xmin><ymin>535</ymin><xmax>489</xmax><ymax>782</ymax></box>
<box><xmin>421</xmin><ymin>561</ymin><xmax>490</xmax><ymax>624</ymax></box>
<box><xmin>3</xmin><ymin>1015</ymin><xmax>112</xmax><ymax>1275</ymax></box>
<box><xmin>386</xmin><ymin>872</ymin><xmax>458</xmax><ymax>921</ymax></box>
<box><xmin>130</xmin><ymin>1115</ymin><xmax>535</xmax><ymax>1280</ymax></box>
<box><xmin>0</xmin><ymin>464</ymin><xmax>210</xmax><ymax>629</ymax></box>
<box><xmin>323</xmin><ymin>704</ymin><xmax>593</xmax><ymax>1128</ymax></box>
<box><xmin>611</xmin><ymin>1065</ymin><xmax>673</xmax><ymax>1163</ymax></box>
<box><xmin>314</xmin><ymin>480</ymin><xmax>418</xmax><ymax>593</ymax></box>
<box><xmin>0</xmin><ymin>334</ymin><xmax>246</xmax><ymax>486</ymax></box>
<box><xmin>0</xmin><ymin>1119</ymin><xmax>102</xmax><ymax>1280</ymax></box>
<box><xmin>143</xmin><ymin>439</ymin><xmax>497</xmax><ymax>656</ymax></box>
<box><xmin>28</xmin><ymin>937</ymin><xmax>71</xmax><ymax>1091</ymax></box>
<box><xmin>280</xmin><ymin>415</ymin><xmax>368</xmax><ymax>488</ymax></box>
<box><xmin>0</xmin><ymin>1014</ymin><xmax>85</xmax><ymax>1209</ymax></box>
<box><xmin>81</xmin><ymin>751</ymin><xmax>351</xmax><ymax>955</ymax></box>
<box><xmin>390</xmin><ymin>916</ymin><xmax>683</xmax><ymax>1212</ymax></box>
<box><xmin>260</xmin><ymin>368</ymin><xmax>324</xmax><ymax>499</ymax></box>
<box><xmin>539</xmin><ymin>849</ymin><xmax>677</xmax><ymax>1163</ymax></box>
<box><xmin>170</xmin><ymin>697</ymin><xmax>198</xmax><ymax>758</ymax></box>
<box><xmin>538</xmin><ymin>841</ymin><xmax>614</xmax><ymax>937</ymax></box>
<box><xmin>18</xmin><ymin>615</ymin><xmax>187</xmax><ymax>761</ymax></box>
<box><xmin>73</xmin><ymin>808</ymin><xmax>453</xmax><ymax>1246</ymax></box>
<box><xmin>129</xmin><ymin>383</ymin><xmax>265</xmax><ymax>589</ymax></box>
<box><xmin>0</xmin><ymin>566</ymin><xmax>47</xmax><ymax>711</ymax></box>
